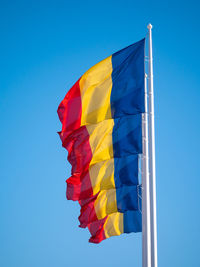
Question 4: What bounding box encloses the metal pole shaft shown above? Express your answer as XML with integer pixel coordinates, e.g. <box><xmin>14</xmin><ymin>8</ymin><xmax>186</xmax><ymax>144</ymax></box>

<box><xmin>147</xmin><ymin>23</ymin><xmax>158</xmax><ymax>267</ymax></box>
<box><xmin>142</xmin><ymin>74</ymin><xmax>151</xmax><ymax>267</ymax></box>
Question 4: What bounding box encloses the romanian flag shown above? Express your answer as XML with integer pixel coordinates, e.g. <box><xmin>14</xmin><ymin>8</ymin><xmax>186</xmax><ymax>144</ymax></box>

<box><xmin>58</xmin><ymin>38</ymin><xmax>145</xmax><ymax>243</ymax></box>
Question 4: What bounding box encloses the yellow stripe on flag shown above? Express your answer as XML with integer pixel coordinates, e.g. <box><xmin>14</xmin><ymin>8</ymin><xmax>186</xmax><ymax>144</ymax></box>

<box><xmin>89</xmin><ymin>159</ymin><xmax>115</xmax><ymax>195</ymax></box>
<box><xmin>104</xmin><ymin>212</ymin><xmax>123</xmax><ymax>238</ymax></box>
<box><xmin>94</xmin><ymin>189</ymin><xmax>118</xmax><ymax>219</ymax></box>
<box><xmin>86</xmin><ymin>119</ymin><xmax>114</xmax><ymax>165</ymax></box>
<box><xmin>79</xmin><ymin>56</ymin><xmax>113</xmax><ymax>125</ymax></box>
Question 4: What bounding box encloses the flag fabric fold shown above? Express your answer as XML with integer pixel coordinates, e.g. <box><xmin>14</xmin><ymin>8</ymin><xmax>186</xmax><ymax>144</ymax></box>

<box><xmin>57</xmin><ymin>38</ymin><xmax>145</xmax><ymax>243</ymax></box>
<box><xmin>88</xmin><ymin>210</ymin><xmax>142</xmax><ymax>244</ymax></box>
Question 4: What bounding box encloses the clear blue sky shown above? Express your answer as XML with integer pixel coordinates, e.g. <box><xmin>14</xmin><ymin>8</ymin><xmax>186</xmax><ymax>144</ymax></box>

<box><xmin>1</xmin><ymin>1</ymin><xmax>199</xmax><ymax>266</ymax></box>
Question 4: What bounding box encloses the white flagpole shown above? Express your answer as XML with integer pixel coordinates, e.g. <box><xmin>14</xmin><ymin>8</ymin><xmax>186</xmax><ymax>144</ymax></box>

<box><xmin>142</xmin><ymin>73</ymin><xmax>151</xmax><ymax>267</ymax></box>
<box><xmin>147</xmin><ymin>23</ymin><xmax>158</xmax><ymax>267</ymax></box>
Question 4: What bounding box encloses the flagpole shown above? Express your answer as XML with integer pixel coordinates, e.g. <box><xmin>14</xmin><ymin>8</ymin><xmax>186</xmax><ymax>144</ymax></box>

<box><xmin>147</xmin><ymin>23</ymin><xmax>158</xmax><ymax>267</ymax></box>
<box><xmin>142</xmin><ymin>73</ymin><xmax>151</xmax><ymax>267</ymax></box>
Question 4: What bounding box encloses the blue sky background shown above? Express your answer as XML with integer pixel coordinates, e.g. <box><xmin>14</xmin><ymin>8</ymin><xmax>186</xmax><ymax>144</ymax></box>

<box><xmin>1</xmin><ymin>1</ymin><xmax>199</xmax><ymax>266</ymax></box>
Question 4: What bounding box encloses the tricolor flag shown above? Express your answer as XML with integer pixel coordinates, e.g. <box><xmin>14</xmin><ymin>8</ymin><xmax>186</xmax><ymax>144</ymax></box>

<box><xmin>58</xmin><ymin>38</ymin><xmax>145</xmax><ymax>243</ymax></box>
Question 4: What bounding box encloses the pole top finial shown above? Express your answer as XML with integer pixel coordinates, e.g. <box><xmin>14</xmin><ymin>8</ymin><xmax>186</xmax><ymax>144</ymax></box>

<box><xmin>147</xmin><ymin>24</ymin><xmax>153</xmax><ymax>29</ymax></box>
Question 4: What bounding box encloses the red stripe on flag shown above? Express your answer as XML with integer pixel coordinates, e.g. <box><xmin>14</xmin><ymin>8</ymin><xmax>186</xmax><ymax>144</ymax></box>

<box><xmin>88</xmin><ymin>217</ymin><xmax>107</xmax><ymax>243</ymax></box>
<box><xmin>60</xmin><ymin>126</ymin><xmax>94</xmax><ymax>201</ymax></box>
<box><xmin>57</xmin><ymin>79</ymin><xmax>82</xmax><ymax>137</ymax></box>
<box><xmin>78</xmin><ymin>194</ymin><xmax>98</xmax><ymax>227</ymax></box>
<box><xmin>58</xmin><ymin>79</ymin><xmax>104</xmax><ymax>238</ymax></box>
<box><xmin>57</xmin><ymin>79</ymin><xmax>93</xmax><ymax>201</ymax></box>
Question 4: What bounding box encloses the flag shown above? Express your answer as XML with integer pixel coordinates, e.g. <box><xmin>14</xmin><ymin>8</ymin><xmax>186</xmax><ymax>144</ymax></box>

<box><xmin>57</xmin><ymin>38</ymin><xmax>145</xmax><ymax>243</ymax></box>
